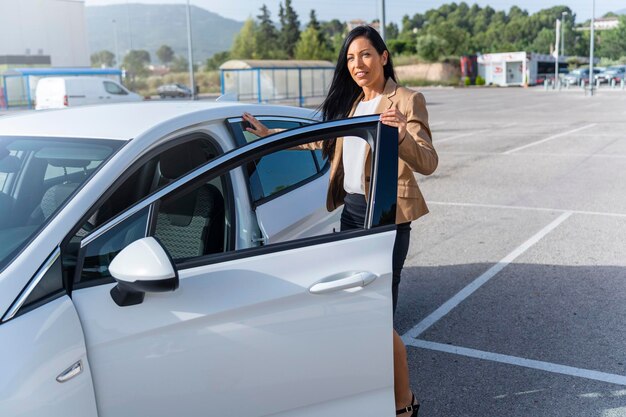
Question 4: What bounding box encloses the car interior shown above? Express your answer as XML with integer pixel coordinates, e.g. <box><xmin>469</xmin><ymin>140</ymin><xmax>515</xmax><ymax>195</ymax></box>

<box><xmin>66</xmin><ymin>136</ymin><xmax>228</xmax><ymax>287</ymax></box>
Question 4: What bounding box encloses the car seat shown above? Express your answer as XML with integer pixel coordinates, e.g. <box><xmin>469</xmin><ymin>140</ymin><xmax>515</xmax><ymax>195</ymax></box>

<box><xmin>153</xmin><ymin>142</ymin><xmax>224</xmax><ymax>260</ymax></box>
<box><xmin>29</xmin><ymin>158</ymin><xmax>89</xmax><ymax>224</ymax></box>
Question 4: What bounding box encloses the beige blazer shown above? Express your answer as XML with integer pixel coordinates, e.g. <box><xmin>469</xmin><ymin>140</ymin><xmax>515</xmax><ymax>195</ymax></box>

<box><xmin>315</xmin><ymin>78</ymin><xmax>438</xmax><ymax>224</ymax></box>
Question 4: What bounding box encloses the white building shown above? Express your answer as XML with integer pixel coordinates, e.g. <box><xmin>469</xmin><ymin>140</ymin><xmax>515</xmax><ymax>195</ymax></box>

<box><xmin>593</xmin><ymin>17</ymin><xmax>620</xmax><ymax>31</ymax></box>
<box><xmin>0</xmin><ymin>0</ymin><xmax>89</xmax><ymax>68</ymax></box>
<box><xmin>478</xmin><ymin>52</ymin><xmax>568</xmax><ymax>86</ymax></box>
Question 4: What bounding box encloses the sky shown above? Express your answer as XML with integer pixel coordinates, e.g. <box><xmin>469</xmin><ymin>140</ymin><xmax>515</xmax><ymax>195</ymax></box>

<box><xmin>84</xmin><ymin>0</ymin><xmax>625</xmax><ymax>24</ymax></box>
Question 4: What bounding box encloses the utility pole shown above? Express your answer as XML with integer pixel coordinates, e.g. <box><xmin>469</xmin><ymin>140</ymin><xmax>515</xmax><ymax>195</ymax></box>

<box><xmin>126</xmin><ymin>0</ymin><xmax>133</xmax><ymax>50</ymax></box>
<box><xmin>561</xmin><ymin>11</ymin><xmax>568</xmax><ymax>57</ymax></box>
<box><xmin>186</xmin><ymin>0</ymin><xmax>196</xmax><ymax>100</ymax></box>
<box><xmin>588</xmin><ymin>0</ymin><xmax>595</xmax><ymax>96</ymax></box>
<box><xmin>554</xmin><ymin>19</ymin><xmax>561</xmax><ymax>89</ymax></box>
<box><xmin>112</xmin><ymin>19</ymin><xmax>120</xmax><ymax>68</ymax></box>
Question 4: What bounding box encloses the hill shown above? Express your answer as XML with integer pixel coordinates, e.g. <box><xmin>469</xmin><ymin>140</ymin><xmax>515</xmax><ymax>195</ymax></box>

<box><xmin>86</xmin><ymin>3</ymin><xmax>242</xmax><ymax>64</ymax></box>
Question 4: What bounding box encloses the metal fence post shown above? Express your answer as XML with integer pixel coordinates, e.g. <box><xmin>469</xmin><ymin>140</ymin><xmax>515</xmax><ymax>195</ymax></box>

<box><xmin>298</xmin><ymin>68</ymin><xmax>303</xmax><ymax>107</ymax></box>
<box><xmin>257</xmin><ymin>69</ymin><xmax>262</xmax><ymax>104</ymax></box>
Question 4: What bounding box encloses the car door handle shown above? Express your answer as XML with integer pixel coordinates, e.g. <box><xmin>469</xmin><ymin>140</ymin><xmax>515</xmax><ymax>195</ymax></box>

<box><xmin>56</xmin><ymin>360</ymin><xmax>83</xmax><ymax>383</ymax></box>
<box><xmin>309</xmin><ymin>272</ymin><xmax>377</xmax><ymax>294</ymax></box>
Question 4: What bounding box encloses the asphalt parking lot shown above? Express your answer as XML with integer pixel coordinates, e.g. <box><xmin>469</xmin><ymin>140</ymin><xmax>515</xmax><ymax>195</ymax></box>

<box><xmin>399</xmin><ymin>86</ymin><xmax>626</xmax><ymax>417</ymax></box>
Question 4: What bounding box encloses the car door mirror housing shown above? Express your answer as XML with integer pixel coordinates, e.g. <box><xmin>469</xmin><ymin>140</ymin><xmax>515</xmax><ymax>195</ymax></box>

<box><xmin>109</xmin><ymin>237</ymin><xmax>179</xmax><ymax>307</ymax></box>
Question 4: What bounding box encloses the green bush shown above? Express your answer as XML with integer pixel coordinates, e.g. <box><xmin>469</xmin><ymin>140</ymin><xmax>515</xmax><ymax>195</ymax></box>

<box><xmin>464</xmin><ymin>76</ymin><xmax>472</xmax><ymax>86</ymax></box>
<box><xmin>415</xmin><ymin>34</ymin><xmax>447</xmax><ymax>62</ymax></box>
<box><xmin>475</xmin><ymin>75</ymin><xmax>486</xmax><ymax>86</ymax></box>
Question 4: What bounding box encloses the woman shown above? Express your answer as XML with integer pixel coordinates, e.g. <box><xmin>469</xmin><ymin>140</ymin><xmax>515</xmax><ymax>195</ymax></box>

<box><xmin>243</xmin><ymin>25</ymin><xmax>437</xmax><ymax>417</ymax></box>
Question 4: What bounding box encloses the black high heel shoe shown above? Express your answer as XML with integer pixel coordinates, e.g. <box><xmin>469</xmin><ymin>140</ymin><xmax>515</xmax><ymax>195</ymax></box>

<box><xmin>396</xmin><ymin>392</ymin><xmax>419</xmax><ymax>416</ymax></box>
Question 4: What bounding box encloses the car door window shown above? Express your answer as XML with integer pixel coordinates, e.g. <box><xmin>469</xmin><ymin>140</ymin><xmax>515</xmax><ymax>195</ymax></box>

<box><xmin>75</xmin><ymin>206</ymin><xmax>150</xmax><ymax>287</ymax></box>
<box><xmin>104</xmin><ymin>81</ymin><xmax>128</xmax><ymax>95</ymax></box>
<box><xmin>66</xmin><ymin>136</ymin><xmax>222</xmax><ymax>286</ymax></box>
<box><xmin>247</xmin><ymin>150</ymin><xmax>318</xmax><ymax>202</ymax></box>
<box><xmin>227</xmin><ymin>117</ymin><xmax>328</xmax><ymax>204</ymax></box>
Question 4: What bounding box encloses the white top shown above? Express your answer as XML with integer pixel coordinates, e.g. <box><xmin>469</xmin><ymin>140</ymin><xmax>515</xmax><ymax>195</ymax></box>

<box><xmin>343</xmin><ymin>95</ymin><xmax>382</xmax><ymax>195</ymax></box>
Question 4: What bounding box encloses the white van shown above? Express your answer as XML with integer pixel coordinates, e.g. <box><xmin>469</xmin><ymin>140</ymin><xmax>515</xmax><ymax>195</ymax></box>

<box><xmin>35</xmin><ymin>77</ymin><xmax>143</xmax><ymax>110</ymax></box>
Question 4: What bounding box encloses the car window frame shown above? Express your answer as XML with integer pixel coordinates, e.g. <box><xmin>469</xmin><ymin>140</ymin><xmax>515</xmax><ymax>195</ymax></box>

<box><xmin>72</xmin><ymin>116</ymin><xmax>397</xmax><ymax>285</ymax></box>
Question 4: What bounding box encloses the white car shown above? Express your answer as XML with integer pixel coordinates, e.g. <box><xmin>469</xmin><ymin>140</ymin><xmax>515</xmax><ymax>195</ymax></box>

<box><xmin>0</xmin><ymin>101</ymin><xmax>399</xmax><ymax>417</ymax></box>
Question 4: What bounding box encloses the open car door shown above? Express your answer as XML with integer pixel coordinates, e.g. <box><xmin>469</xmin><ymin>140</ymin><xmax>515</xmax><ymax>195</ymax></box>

<box><xmin>69</xmin><ymin>115</ymin><xmax>400</xmax><ymax>417</ymax></box>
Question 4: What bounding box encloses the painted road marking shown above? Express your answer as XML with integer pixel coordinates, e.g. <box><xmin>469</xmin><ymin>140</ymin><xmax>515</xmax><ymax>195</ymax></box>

<box><xmin>405</xmin><ymin>339</ymin><xmax>626</xmax><ymax>386</ymax></box>
<box><xmin>437</xmin><ymin>130</ymin><xmax>489</xmax><ymax>144</ymax></box>
<box><xmin>503</xmin><ymin>124</ymin><xmax>597</xmax><ymax>154</ymax></box>
<box><xmin>430</xmin><ymin>201</ymin><xmax>626</xmax><ymax>219</ymax></box>
<box><xmin>402</xmin><ymin>211</ymin><xmax>572</xmax><ymax>340</ymax></box>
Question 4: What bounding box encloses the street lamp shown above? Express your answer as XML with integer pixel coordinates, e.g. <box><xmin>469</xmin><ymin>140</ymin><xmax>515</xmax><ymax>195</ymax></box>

<box><xmin>589</xmin><ymin>0</ymin><xmax>595</xmax><ymax>95</ymax></box>
<box><xmin>561</xmin><ymin>11</ymin><xmax>568</xmax><ymax>58</ymax></box>
<box><xmin>185</xmin><ymin>0</ymin><xmax>196</xmax><ymax>100</ymax></box>
<box><xmin>380</xmin><ymin>0</ymin><xmax>386</xmax><ymax>41</ymax></box>
<box><xmin>554</xmin><ymin>18</ymin><xmax>561</xmax><ymax>89</ymax></box>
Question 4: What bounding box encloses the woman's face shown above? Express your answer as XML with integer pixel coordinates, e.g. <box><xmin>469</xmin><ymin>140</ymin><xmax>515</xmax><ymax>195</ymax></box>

<box><xmin>346</xmin><ymin>36</ymin><xmax>388</xmax><ymax>90</ymax></box>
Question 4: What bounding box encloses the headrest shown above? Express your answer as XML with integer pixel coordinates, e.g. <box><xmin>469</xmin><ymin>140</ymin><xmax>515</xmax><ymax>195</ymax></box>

<box><xmin>159</xmin><ymin>142</ymin><xmax>210</xmax><ymax>180</ymax></box>
<box><xmin>0</xmin><ymin>155</ymin><xmax>20</xmax><ymax>173</ymax></box>
<box><xmin>48</xmin><ymin>158</ymin><xmax>90</xmax><ymax>168</ymax></box>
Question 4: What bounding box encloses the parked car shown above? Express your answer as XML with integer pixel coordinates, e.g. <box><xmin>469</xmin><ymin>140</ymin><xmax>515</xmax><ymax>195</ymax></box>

<box><xmin>0</xmin><ymin>101</ymin><xmax>399</xmax><ymax>417</ymax></box>
<box><xmin>35</xmin><ymin>77</ymin><xmax>142</xmax><ymax>110</ymax></box>
<box><xmin>156</xmin><ymin>83</ymin><xmax>193</xmax><ymax>98</ymax></box>
<box><xmin>595</xmin><ymin>65</ymin><xmax>626</xmax><ymax>84</ymax></box>
<box><xmin>563</xmin><ymin>68</ymin><xmax>602</xmax><ymax>86</ymax></box>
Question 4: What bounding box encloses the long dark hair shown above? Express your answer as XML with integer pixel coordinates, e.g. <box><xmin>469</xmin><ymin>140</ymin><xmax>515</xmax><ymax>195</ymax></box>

<box><xmin>320</xmin><ymin>25</ymin><xmax>397</xmax><ymax>159</ymax></box>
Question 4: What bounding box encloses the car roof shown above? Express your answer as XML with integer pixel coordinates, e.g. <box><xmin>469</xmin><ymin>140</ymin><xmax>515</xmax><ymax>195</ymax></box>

<box><xmin>0</xmin><ymin>101</ymin><xmax>317</xmax><ymax>141</ymax></box>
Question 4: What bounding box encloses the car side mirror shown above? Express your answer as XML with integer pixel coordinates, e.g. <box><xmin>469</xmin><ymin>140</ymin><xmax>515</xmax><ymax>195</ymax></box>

<box><xmin>109</xmin><ymin>237</ymin><xmax>179</xmax><ymax>307</ymax></box>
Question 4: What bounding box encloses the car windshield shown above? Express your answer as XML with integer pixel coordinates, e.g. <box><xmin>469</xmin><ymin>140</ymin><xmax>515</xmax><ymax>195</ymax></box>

<box><xmin>0</xmin><ymin>137</ymin><xmax>122</xmax><ymax>271</ymax></box>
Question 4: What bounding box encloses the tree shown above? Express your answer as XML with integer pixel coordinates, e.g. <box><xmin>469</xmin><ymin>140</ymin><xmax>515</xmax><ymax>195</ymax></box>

<box><xmin>170</xmin><ymin>55</ymin><xmax>197</xmax><ymax>72</ymax></box>
<box><xmin>386</xmin><ymin>22</ymin><xmax>400</xmax><ymax>40</ymax></box>
<box><xmin>231</xmin><ymin>18</ymin><xmax>257</xmax><ymax>59</ymax></box>
<box><xmin>415</xmin><ymin>34</ymin><xmax>447</xmax><ymax>61</ymax></box>
<box><xmin>306</xmin><ymin>10</ymin><xmax>331</xmax><ymax>56</ymax></box>
<box><xmin>255</xmin><ymin>4</ymin><xmax>282</xmax><ymax>59</ymax></box>
<box><xmin>597</xmin><ymin>16</ymin><xmax>626</xmax><ymax>60</ymax></box>
<box><xmin>279</xmin><ymin>0</ymin><xmax>300</xmax><ymax>58</ymax></box>
<box><xmin>90</xmin><ymin>50</ymin><xmax>115</xmax><ymax>68</ymax></box>
<box><xmin>295</xmin><ymin>26</ymin><xmax>328</xmax><ymax>60</ymax></box>
<box><xmin>206</xmin><ymin>51</ymin><xmax>230</xmax><ymax>71</ymax></box>
<box><xmin>156</xmin><ymin>45</ymin><xmax>175</xmax><ymax>65</ymax></box>
<box><xmin>122</xmin><ymin>50</ymin><xmax>151</xmax><ymax>78</ymax></box>
<box><xmin>321</xmin><ymin>19</ymin><xmax>346</xmax><ymax>56</ymax></box>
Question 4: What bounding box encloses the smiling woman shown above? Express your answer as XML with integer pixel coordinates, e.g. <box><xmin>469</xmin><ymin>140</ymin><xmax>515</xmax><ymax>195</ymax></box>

<box><xmin>0</xmin><ymin>137</ymin><xmax>121</xmax><ymax>272</ymax></box>
<box><xmin>242</xmin><ymin>25</ymin><xmax>437</xmax><ymax>417</ymax></box>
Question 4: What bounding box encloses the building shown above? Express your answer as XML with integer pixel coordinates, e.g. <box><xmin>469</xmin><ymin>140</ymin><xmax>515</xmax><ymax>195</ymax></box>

<box><xmin>593</xmin><ymin>17</ymin><xmax>620</xmax><ymax>30</ymax></box>
<box><xmin>478</xmin><ymin>52</ymin><xmax>569</xmax><ymax>86</ymax></box>
<box><xmin>347</xmin><ymin>19</ymin><xmax>380</xmax><ymax>32</ymax></box>
<box><xmin>577</xmin><ymin>17</ymin><xmax>621</xmax><ymax>32</ymax></box>
<box><xmin>0</xmin><ymin>0</ymin><xmax>90</xmax><ymax>69</ymax></box>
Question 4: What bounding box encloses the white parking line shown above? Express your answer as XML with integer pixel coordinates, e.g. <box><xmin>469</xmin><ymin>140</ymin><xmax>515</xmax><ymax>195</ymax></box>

<box><xmin>437</xmin><ymin>130</ymin><xmax>489</xmax><ymax>144</ymax></box>
<box><xmin>405</xmin><ymin>339</ymin><xmax>626</xmax><ymax>386</ymax></box>
<box><xmin>402</xmin><ymin>211</ymin><xmax>572</xmax><ymax>340</ymax></box>
<box><xmin>430</xmin><ymin>201</ymin><xmax>626</xmax><ymax>219</ymax></box>
<box><xmin>439</xmin><ymin>151</ymin><xmax>626</xmax><ymax>159</ymax></box>
<box><xmin>503</xmin><ymin>124</ymin><xmax>597</xmax><ymax>154</ymax></box>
